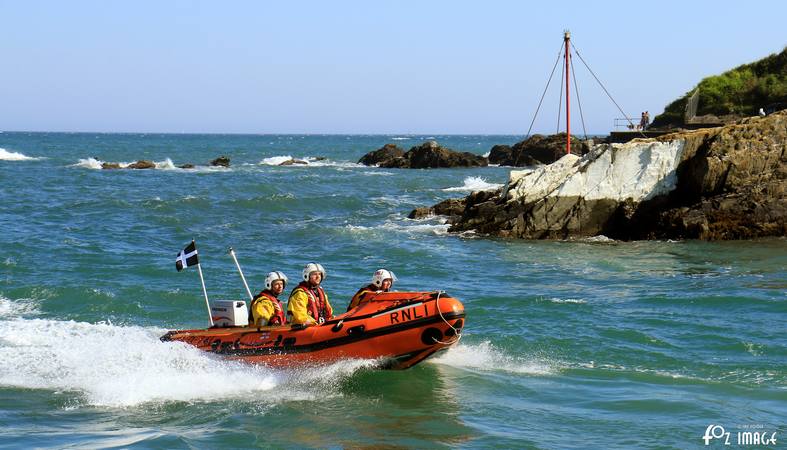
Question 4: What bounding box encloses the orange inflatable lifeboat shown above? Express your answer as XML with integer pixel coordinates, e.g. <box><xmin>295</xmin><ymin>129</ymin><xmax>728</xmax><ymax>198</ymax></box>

<box><xmin>160</xmin><ymin>291</ymin><xmax>465</xmax><ymax>370</ymax></box>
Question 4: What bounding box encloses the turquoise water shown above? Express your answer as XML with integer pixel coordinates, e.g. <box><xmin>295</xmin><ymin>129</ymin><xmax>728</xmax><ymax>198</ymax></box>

<box><xmin>1</xmin><ymin>133</ymin><xmax>785</xmax><ymax>449</ymax></box>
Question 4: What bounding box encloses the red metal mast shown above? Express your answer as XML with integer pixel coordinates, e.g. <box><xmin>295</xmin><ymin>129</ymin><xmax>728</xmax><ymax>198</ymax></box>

<box><xmin>564</xmin><ymin>30</ymin><xmax>571</xmax><ymax>155</ymax></box>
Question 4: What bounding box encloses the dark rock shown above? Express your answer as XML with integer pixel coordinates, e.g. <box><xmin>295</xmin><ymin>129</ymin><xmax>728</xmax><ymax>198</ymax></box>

<box><xmin>488</xmin><ymin>145</ymin><xmax>513</xmax><ymax>165</ymax></box>
<box><xmin>506</xmin><ymin>134</ymin><xmax>589</xmax><ymax>166</ymax></box>
<box><xmin>407</xmin><ymin>197</ymin><xmax>468</xmax><ymax>223</ymax></box>
<box><xmin>279</xmin><ymin>159</ymin><xmax>308</xmax><ymax>166</ymax></box>
<box><xmin>101</xmin><ymin>162</ymin><xmax>121</xmax><ymax>170</ymax></box>
<box><xmin>312</xmin><ymin>156</ymin><xmax>327</xmax><ymax>161</ymax></box>
<box><xmin>178</xmin><ymin>164</ymin><xmax>195</xmax><ymax>169</ymax></box>
<box><xmin>210</xmin><ymin>156</ymin><xmax>230</xmax><ymax>167</ymax></box>
<box><xmin>358</xmin><ymin>143</ymin><xmax>405</xmax><ymax>166</ymax></box>
<box><xmin>376</xmin><ymin>141</ymin><xmax>488</xmax><ymax>169</ymax></box>
<box><xmin>126</xmin><ymin>160</ymin><xmax>156</xmax><ymax>169</ymax></box>
<box><xmin>408</xmin><ymin>207</ymin><xmax>434</xmax><ymax>219</ymax></box>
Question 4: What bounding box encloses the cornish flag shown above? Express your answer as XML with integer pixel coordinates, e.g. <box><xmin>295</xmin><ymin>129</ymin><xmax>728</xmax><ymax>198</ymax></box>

<box><xmin>176</xmin><ymin>241</ymin><xmax>199</xmax><ymax>271</ymax></box>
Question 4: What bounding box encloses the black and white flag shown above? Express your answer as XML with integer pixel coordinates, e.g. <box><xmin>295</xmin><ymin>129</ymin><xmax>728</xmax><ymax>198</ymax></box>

<box><xmin>176</xmin><ymin>241</ymin><xmax>199</xmax><ymax>271</ymax></box>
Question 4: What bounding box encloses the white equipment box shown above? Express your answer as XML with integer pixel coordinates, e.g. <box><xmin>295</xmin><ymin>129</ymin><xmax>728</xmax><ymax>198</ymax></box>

<box><xmin>210</xmin><ymin>300</ymin><xmax>249</xmax><ymax>327</ymax></box>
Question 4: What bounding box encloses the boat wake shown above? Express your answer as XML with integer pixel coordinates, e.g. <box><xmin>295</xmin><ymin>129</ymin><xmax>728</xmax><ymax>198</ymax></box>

<box><xmin>430</xmin><ymin>340</ymin><xmax>558</xmax><ymax>375</ymax></box>
<box><xmin>0</xmin><ymin>296</ymin><xmax>377</xmax><ymax>408</ymax></box>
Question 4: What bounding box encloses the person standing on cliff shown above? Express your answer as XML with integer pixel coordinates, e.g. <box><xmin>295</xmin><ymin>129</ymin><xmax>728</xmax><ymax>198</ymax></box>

<box><xmin>644</xmin><ymin>111</ymin><xmax>650</xmax><ymax>130</ymax></box>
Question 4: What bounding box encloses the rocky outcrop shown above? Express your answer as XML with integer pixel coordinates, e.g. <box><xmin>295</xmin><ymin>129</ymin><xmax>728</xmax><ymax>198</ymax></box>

<box><xmin>408</xmin><ymin>198</ymin><xmax>468</xmax><ymax>221</ymax></box>
<box><xmin>210</xmin><ymin>156</ymin><xmax>230</xmax><ymax>167</ymax></box>
<box><xmin>358</xmin><ymin>144</ymin><xmax>405</xmax><ymax>166</ymax></box>
<box><xmin>126</xmin><ymin>160</ymin><xmax>156</xmax><ymax>169</ymax></box>
<box><xmin>279</xmin><ymin>158</ymin><xmax>309</xmax><ymax>166</ymax></box>
<box><xmin>359</xmin><ymin>141</ymin><xmax>488</xmax><ymax>168</ymax></box>
<box><xmin>488</xmin><ymin>145</ymin><xmax>513</xmax><ymax>165</ymax></box>
<box><xmin>423</xmin><ymin>111</ymin><xmax>786</xmax><ymax>240</ymax></box>
<box><xmin>489</xmin><ymin>134</ymin><xmax>590</xmax><ymax>166</ymax></box>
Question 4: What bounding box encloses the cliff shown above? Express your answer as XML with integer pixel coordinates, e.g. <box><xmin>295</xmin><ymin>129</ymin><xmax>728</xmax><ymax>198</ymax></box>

<box><xmin>432</xmin><ymin>111</ymin><xmax>786</xmax><ymax>240</ymax></box>
<box><xmin>651</xmin><ymin>47</ymin><xmax>787</xmax><ymax>129</ymax></box>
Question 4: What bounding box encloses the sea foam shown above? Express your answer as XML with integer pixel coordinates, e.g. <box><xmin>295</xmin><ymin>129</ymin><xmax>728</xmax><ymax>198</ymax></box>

<box><xmin>0</xmin><ymin>148</ymin><xmax>41</xmax><ymax>161</ymax></box>
<box><xmin>0</xmin><ymin>317</ymin><xmax>375</xmax><ymax>407</ymax></box>
<box><xmin>430</xmin><ymin>341</ymin><xmax>558</xmax><ymax>375</ymax></box>
<box><xmin>442</xmin><ymin>176</ymin><xmax>503</xmax><ymax>192</ymax></box>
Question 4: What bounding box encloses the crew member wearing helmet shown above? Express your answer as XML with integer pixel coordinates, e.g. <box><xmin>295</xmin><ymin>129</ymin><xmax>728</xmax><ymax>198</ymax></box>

<box><xmin>347</xmin><ymin>268</ymin><xmax>397</xmax><ymax>311</ymax></box>
<box><xmin>287</xmin><ymin>263</ymin><xmax>333</xmax><ymax>325</ymax></box>
<box><xmin>250</xmin><ymin>271</ymin><xmax>289</xmax><ymax>326</ymax></box>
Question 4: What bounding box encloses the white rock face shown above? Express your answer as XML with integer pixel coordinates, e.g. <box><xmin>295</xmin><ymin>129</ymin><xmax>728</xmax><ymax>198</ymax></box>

<box><xmin>506</xmin><ymin>139</ymin><xmax>685</xmax><ymax>203</ymax></box>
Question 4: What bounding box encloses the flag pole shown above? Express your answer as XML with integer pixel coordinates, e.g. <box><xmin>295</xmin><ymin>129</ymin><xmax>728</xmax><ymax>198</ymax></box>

<box><xmin>195</xmin><ymin>262</ymin><xmax>214</xmax><ymax>327</ymax></box>
<box><xmin>228</xmin><ymin>247</ymin><xmax>254</xmax><ymax>301</ymax></box>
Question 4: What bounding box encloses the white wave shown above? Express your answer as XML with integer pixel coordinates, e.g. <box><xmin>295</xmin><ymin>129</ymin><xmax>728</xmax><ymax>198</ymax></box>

<box><xmin>0</xmin><ymin>318</ymin><xmax>373</xmax><ymax>407</ymax></box>
<box><xmin>580</xmin><ymin>235</ymin><xmax>615</xmax><ymax>243</ymax></box>
<box><xmin>0</xmin><ymin>148</ymin><xmax>41</xmax><ymax>161</ymax></box>
<box><xmin>430</xmin><ymin>341</ymin><xmax>557</xmax><ymax>375</ymax></box>
<box><xmin>72</xmin><ymin>157</ymin><xmax>104</xmax><ymax>169</ymax></box>
<box><xmin>482</xmin><ymin>151</ymin><xmax>490</xmax><ymax>158</ymax></box>
<box><xmin>259</xmin><ymin>155</ymin><xmax>363</xmax><ymax>169</ymax></box>
<box><xmin>546</xmin><ymin>297</ymin><xmax>587</xmax><ymax>304</ymax></box>
<box><xmin>345</xmin><ymin>219</ymin><xmax>450</xmax><ymax>236</ymax></box>
<box><xmin>260</xmin><ymin>155</ymin><xmax>295</xmax><ymax>166</ymax></box>
<box><xmin>391</xmin><ymin>137</ymin><xmax>411</xmax><ymax>141</ymax></box>
<box><xmin>155</xmin><ymin>158</ymin><xmax>177</xmax><ymax>170</ymax></box>
<box><xmin>0</xmin><ymin>295</ymin><xmax>39</xmax><ymax>318</ymax></box>
<box><xmin>442</xmin><ymin>176</ymin><xmax>503</xmax><ymax>192</ymax></box>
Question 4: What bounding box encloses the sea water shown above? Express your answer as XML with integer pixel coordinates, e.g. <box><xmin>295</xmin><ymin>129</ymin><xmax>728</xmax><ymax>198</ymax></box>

<box><xmin>0</xmin><ymin>133</ymin><xmax>784</xmax><ymax>448</ymax></box>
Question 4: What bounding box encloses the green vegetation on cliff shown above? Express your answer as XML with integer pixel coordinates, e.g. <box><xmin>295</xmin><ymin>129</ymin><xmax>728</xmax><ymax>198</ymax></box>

<box><xmin>651</xmin><ymin>47</ymin><xmax>787</xmax><ymax>128</ymax></box>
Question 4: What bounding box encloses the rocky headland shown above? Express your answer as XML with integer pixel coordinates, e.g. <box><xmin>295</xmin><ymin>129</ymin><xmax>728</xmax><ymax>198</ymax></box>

<box><xmin>413</xmin><ymin>111</ymin><xmax>786</xmax><ymax>240</ymax></box>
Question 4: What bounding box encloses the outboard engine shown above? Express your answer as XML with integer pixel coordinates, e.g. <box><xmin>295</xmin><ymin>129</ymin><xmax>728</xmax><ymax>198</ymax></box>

<box><xmin>210</xmin><ymin>300</ymin><xmax>249</xmax><ymax>327</ymax></box>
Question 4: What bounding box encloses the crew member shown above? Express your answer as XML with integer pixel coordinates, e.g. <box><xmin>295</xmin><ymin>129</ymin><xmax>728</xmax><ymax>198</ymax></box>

<box><xmin>250</xmin><ymin>271</ymin><xmax>288</xmax><ymax>326</ymax></box>
<box><xmin>287</xmin><ymin>263</ymin><xmax>333</xmax><ymax>325</ymax></box>
<box><xmin>347</xmin><ymin>268</ymin><xmax>397</xmax><ymax>311</ymax></box>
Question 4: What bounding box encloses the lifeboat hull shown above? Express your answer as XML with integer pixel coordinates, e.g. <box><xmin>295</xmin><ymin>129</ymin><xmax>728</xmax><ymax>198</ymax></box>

<box><xmin>161</xmin><ymin>291</ymin><xmax>465</xmax><ymax>370</ymax></box>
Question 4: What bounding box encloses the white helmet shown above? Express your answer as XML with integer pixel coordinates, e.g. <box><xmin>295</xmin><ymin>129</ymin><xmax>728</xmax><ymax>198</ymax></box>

<box><xmin>265</xmin><ymin>271</ymin><xmax>288</xmax><ymax>290</ymax></box>
<box><xmin>302</xmin><ymin>262</ymin><xmax>326</xmax><ymax>281</ymax></box>
<box><xmin>372</xmin><ymin>269</ymin><xmax>397</xmax><ymax>288</ymax></box>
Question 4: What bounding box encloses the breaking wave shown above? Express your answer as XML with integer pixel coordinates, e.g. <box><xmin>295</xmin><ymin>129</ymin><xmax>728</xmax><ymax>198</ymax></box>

<box><xmin>442</xmin><ymin>176</ymin><xmax>502</xmax><ymax>192</ymax></box>
<box><xmin>0</xmin><ymin>148</ymin><xmax>41</xmax><ymax>161</ymax></box>
<box><xmin>259</xmin><ymin>155</ymin><xmax>363</xmax><ymax>168</ymax></box>
<box><xmin>71</xmin><ymin>157</ymin><xmax>226</xmax><ymax>172</ymax></box>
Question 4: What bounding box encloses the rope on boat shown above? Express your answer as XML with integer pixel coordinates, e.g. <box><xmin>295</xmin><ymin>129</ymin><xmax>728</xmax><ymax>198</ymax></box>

<box><xmin>432</xmin><ymin>290</ymin><xmax>462</xmax><ymax>345</ymax></box>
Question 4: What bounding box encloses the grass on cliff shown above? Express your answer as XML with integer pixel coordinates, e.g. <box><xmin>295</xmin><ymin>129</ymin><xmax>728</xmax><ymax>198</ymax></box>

<box><xmin>651</xmin><ymin>47</ymin><xmax>787</xmax><ymax>128</ymax></box>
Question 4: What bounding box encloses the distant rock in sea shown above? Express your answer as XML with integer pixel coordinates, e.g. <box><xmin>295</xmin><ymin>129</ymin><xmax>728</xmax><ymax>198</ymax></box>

<box><xmin>126</xmin><ymin>160</ymin><xmax>156</xmax><ymax>169</ymax></box>
<box><xmin>413</xmin><ymin>111</ymin><xmax>787</xmax><ymax>240</ymax></box>
<box><xmin>210</xmin><ymin>156</ymin><xmax>230</xmax><ymax>167</ymax></box>
<box><xmin>358</xmin><ymin>143</ymin><xmax>405</xmax><ymax>166</ymax></box>
<box><xmin>278</xmin><ymin>158</ymin><xmax>309</xmax><ymax>166</ymax></box>
<box><xmin>359</xmin><ymin>141</ymin><xmax>487</xmax><ymax>168</ymax></box>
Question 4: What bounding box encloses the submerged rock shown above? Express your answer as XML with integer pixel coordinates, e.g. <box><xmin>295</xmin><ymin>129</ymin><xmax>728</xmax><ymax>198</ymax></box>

<box><xmin>178</xmin><ymin>164</ymin><xmax>195</xmax><ymax>169</ymax></box>
<box><xmin>420</xmin><ymin>111</ymin><xmax>787</xmax><ymax>240</ymax></box>
<box><xmin>101</xmin><ymin>162</ymin><xmax>122</xmax><ymax>170</ymax></box>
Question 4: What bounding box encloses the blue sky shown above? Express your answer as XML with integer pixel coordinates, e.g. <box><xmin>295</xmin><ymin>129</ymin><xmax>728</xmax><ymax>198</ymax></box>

<box><xmin>1</xmin><ymin>1</ymin><xmax>785</xmax><ymax>134</ymax></box>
